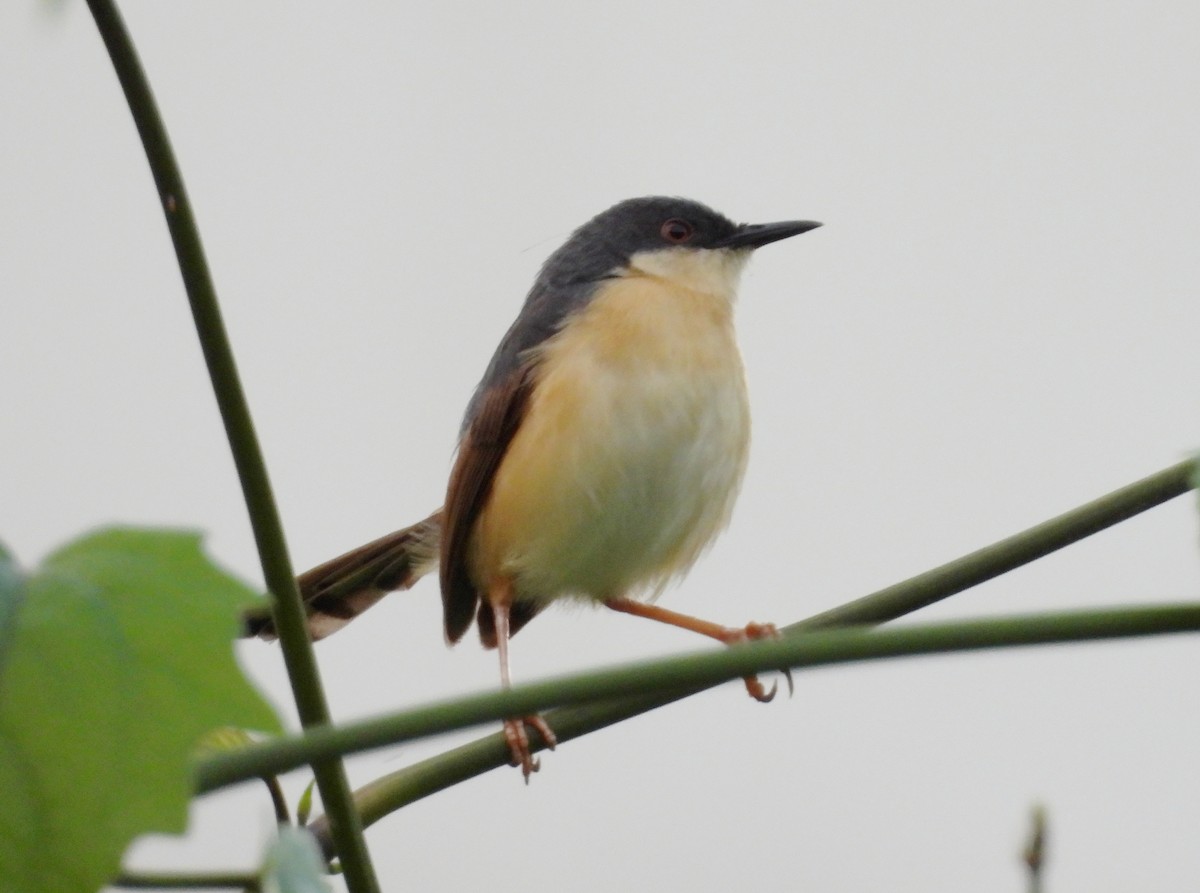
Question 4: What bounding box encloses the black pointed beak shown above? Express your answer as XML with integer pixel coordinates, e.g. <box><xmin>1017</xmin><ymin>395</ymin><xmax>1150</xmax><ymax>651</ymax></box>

<box><xmin>715</xmin><ymin>219</ymin><xmax>823</xmax><ymax>250</ymax></box>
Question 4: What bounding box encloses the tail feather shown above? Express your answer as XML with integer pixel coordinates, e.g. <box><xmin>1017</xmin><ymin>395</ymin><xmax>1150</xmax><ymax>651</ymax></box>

<box><xmin>244</xmin><ymin>510</ymin><xmax>442</xmax><ymax>641</ymax></box>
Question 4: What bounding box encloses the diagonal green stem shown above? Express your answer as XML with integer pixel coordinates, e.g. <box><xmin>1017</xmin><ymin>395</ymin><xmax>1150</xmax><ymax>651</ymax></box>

<box><xmin>190</xmin><ymin>602</ymin><xmax>1200</xmax><ymax>805</ymax></box>
<box><xmin>799</xmin><ymin>459</ymin><xmax>1196</xmax><ymax>629</ymax></box>
<box><xmin>297</xmin><ymin>457</ymin><xmax>1194</xmax><ymax>845</ymax></box>
<box><xmin>83</xmin><ymin>4</ymin><xmax>378</xmax><ymax>890</ymax></box>
<box><xmin>188</xmin><ymin>458</ymin><xmax>1193</xmax><ymax>847</ymax></box>
<box><xmin>189</xmin><ymin>459</ymin><xmax>1194</xmax><ymax>815</ymax></box>
<box><xmin>324</xmin><ymin>604</ymin><xmax>1197</xmax><ymax>853</ymax></box>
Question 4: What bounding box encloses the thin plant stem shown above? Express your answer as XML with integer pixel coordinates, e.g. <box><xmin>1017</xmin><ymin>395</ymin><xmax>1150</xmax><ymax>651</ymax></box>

<box><xmin>110</xmin><ymin>871</ymin><xmax>260</xmax><ymax>890</ymax></box>
<box><xmin>307</xmin><ymin>602</ymin><xmax>1194</xmax><ymax>854</ymax></box>
<box><xmin>194</xmin><ymin>458</ymin><xmax>1192</xmax><ymax>798</ymax></box>
<box><xmin>82</xmin><ymin>3</ymin><xmax>378</xmax><ymax>890</ymax></box>
<box><xmin>192</xmin><ymin>601</ymin><xmax>1200</xmax><ymax>802</ymax></box>
<box><xmin>261</xmin><ymin>775</ymin><xmax>291</xmax><ymax>826</ymax></box>
<box><xmin>294</xmin><ymin>458</ymin><xmax>1194</xmax><ymax>845</ymax></box>
<box><xmin>800</xmin><ymin>459</ymin><xmax>1195</xmax><ymax>630</ymax></box>
<box><xmin>1022</xmin><ymin>805</ymin><xmax>1048</xmax><ymax>893</ymax></box>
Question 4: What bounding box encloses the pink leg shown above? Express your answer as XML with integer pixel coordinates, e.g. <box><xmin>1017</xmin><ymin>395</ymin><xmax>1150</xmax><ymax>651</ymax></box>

<box><xmin>604</xmin><ymin>597</ymin><xmax>794</xmax><ymax>702</ymax></box>
<box><xmin>491</xmin><ymin>579</ymin><xmax>557</xmax><ymax>781</ymax></box>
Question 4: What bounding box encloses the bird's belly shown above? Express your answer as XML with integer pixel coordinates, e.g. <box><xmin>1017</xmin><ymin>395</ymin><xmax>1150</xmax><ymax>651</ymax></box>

<box><xmin>470</xmin><ymin>278</ymin><xmax>750</xmax><ymax>604</ymax></box>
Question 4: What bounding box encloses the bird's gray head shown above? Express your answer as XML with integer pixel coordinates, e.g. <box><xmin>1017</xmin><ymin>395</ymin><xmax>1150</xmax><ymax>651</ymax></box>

<box><xmin>461</xmin><ymin>197</ymin><xmax>819</xmax><ymax>432</ymax></box>
<box><xmin>538</xmin><ymin>196</ymin><xmax>821</xmax><ymax>289</ymax></box>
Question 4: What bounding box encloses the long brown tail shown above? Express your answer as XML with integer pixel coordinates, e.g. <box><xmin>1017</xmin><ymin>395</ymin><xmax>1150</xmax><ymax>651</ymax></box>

<box><xmin>243</xmin><ymin>510</ymin><xmax>443</xmax><ymax>641</ymax></box>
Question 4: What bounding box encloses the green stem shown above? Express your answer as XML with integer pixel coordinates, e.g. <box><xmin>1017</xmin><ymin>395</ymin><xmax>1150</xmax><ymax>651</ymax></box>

<box><xmin>800</xmin><ymin>459</ymin><xmax>1195</xmax><ymax>629</ymax></box>
<box><xmin>312</xmin><ymin>601</ymin><xmax>1198</xmax><ymax>854</ymax></box>
<box><xmin>83</xmin><ymin>4</ymin><xmax>378</xmax><ymax>890</ymax></box>
<box><xmin>301</xmin><ymin>458</ymin><xmax>1195</xmax><ymax>847</ymax></box>
<box><xmin>194</xmin><ymin>602</ymin><xmax>1200</xmax><ymax>800</ymax></box>
<box><xmin>261</xmin><ymin>775</ymin><xmax>291</xmax><ymax>826</ymax></box>
<box><xmin>189</xmin><ymin>457</ymin><xmax>1194</xmax><ymax>851</ymax></box>
<box><xmin>1023</xmin><ymin>804</ymin><xmax>1047</xmax><ymax>893</ymax></box>
<box><xmin>111</xmin><ymin>871</ymin><xmax>259</xmax><ymax>890</ymax></box>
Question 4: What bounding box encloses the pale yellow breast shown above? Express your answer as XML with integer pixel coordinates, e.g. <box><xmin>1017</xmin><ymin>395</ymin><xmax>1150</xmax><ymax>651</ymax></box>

<box><xmin>471</xmin><ymin>268</ymin><xmax>751</xmax><ymax>604</ymax></box>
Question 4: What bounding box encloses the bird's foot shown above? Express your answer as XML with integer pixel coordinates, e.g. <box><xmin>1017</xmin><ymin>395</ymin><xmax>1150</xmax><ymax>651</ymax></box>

<box><xmin>602</xmin><ymin>599</ymin><xmax>793</xmax><ymax>703</ymax></box>
<box><xmin>502</xmin><ymin>714</ymin><xmax>558</xmax><ymax>782</ymax></box>
<box><xmin>718</xmin><ymin>621</ymin><xmax>795</xmax><ymax>704</ymax></box>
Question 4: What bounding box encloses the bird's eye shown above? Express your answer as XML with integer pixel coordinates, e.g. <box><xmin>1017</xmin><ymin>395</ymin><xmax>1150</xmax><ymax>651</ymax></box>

<box><xmin>660</xmin><ymin>219</ymin><xmax>694</xmax><ymax>243</ymax></box>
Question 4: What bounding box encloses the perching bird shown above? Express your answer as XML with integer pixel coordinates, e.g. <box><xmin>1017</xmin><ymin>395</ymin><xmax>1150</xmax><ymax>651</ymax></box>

<box><xmin>246</xmin><ymin>197</ymin><xmax>821</xmax><ymax>778</ymax></box>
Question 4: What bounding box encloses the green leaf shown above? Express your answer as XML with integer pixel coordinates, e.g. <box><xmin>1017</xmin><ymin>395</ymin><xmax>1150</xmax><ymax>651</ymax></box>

<box><xmin>296</xmin><ymin>778</ymin><xmax>316</xmax><ymax>827</ymax></box>
<box><xmin>262</xmin><ymin>827</ymin><xmax>333</xmax><ymax>893</ymax></box>
<box><xmin>0</xmin><ymin>528</ymin><xmax>281</xmax><ymax>893</ymax></box>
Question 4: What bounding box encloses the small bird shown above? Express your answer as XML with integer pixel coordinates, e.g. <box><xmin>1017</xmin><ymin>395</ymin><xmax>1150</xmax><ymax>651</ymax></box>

<box><xmin>247</xmin><ymin>197</ymin><xmax>821</xmax><ymax>778</ymax></box>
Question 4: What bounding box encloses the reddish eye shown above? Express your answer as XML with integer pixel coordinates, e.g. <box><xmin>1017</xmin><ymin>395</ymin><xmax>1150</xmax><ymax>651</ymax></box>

<box><xmin>660</xmin><ymin>218</ymin><xmax>694</xmax><ymax>243</ymax></box>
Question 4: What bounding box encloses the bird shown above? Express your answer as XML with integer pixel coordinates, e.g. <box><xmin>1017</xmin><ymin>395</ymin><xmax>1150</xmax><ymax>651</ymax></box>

<box><xmin>246</xmin><ymin>196</ymin><xmax>821</xmax><ymax>779</ymax></box>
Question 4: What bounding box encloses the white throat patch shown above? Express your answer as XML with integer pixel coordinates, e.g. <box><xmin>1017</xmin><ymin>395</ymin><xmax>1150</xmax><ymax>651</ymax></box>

<box><xmin>626</xmin><ymin>247</ymin><xmax>750</xmax><ymax>300</ymax></box>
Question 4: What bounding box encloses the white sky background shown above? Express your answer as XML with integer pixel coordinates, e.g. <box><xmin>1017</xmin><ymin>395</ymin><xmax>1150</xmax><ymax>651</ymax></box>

<box><xmin>3</xmin><ymin>2</ymin><xmax>1199</xmax><ymax>891</ymax></box>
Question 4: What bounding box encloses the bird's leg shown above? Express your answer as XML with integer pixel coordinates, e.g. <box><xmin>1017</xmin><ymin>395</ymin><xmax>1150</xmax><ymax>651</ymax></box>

<box><xmin>604</xmin><ymin>597</ymin><xmax>793</xmax><ymax>703</ymax></box>
<box><xmin>490</xmin><ymin>578</ymin><xmax>557</xmax><ymax>781</ymax></box>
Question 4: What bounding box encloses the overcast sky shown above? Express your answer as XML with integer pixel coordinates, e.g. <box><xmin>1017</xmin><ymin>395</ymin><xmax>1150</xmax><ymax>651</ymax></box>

<box><xmin>4</xmin><ymin>2</ymin><xmax>1199</xmax><ymax>891</ymax></box>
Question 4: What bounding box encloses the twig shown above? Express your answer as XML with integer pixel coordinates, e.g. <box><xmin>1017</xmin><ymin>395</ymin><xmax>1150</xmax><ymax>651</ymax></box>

<box><xmin>111</xmin><ymin>871</ymin><xmax>260</xmax><ymax>890</ymax></box>
<box><xmin>300</xmin><ymin>458</ymin><xmax>1195</xmax><ymax>848</ymax></box>
<box><xmin>1022</xmin><ymin>804</ymin><xmax>1048</xmax><ymax>893</ymax></box>
<box><xmin>191</xmin><ymin>602</ymin><xmax>1200</xmax><ymax>803</ymax></box>
<box><xmin>82</xmin><ymin>3</ymin><xmax>378</xmax><ymax>890</ymax></box>
<box><xmin>261</xmin><ymin>775</ymin><xmax>291</xmax><ymax>826</ymax></box>
<box><xmin>801</xmin><ymin>459</ymin><xmax>1195</xmax><ymax>629</ymax></box>
<box><xmin>193</xmin><ymin>458</ymin><xmax>1192</xmax><ymax>801</ymax></box>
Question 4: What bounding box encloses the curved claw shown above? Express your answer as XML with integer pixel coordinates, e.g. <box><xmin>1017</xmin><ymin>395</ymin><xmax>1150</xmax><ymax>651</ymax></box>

<box><xmin>743</xmin><ymin>674</ymin><xmax>778</xmax><ymax>703</ymax></box>
<box><xmin>502</xmin><ymin>714</ymin><xmax>558</xmax><ymax>782</ymax></box>
<box><xmin>502</xmin><ymin>718</ymin><xmax>536</xmax><ymax>780</ymax></box>
<box><xmin>527</xmin><ymin>714</ymin><xmax>558</xmax><ymax>751</ymax></box>
<box><xmin>735</xmin><ymin>622</ymin><xmax>794</xmax><ymax>703</ymax></box>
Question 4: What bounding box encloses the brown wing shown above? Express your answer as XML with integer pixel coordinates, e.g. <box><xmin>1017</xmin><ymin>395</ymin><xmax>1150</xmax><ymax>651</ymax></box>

<box><xmin>440</xmin><ymin>363</ymin><xmax>538</xmax><ymax>644</ymax></box>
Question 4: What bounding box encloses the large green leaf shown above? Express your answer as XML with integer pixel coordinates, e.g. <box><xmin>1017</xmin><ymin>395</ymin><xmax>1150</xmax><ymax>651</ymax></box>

<box><xmin>0</xmin><ymin>528</ymin><xmax>281</xmax><ymax>893</ymax></box>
